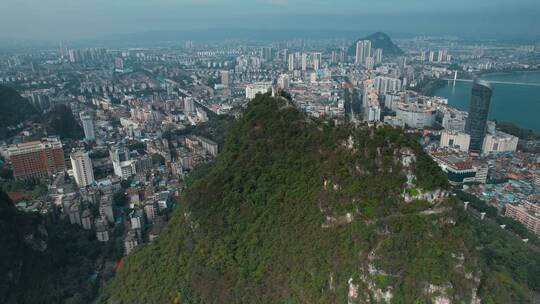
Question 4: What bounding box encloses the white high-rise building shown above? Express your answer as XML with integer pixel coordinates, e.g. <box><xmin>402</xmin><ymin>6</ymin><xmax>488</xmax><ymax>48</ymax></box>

<box><xmin>288</xmin><ymin>54</ymin><xmax>295</xmax><ymax>71</ymax></box>
<box><xmin>277</xmin><ymin>74</ymin><xmax>290</xmax><ymax>90</ymax></box>
<box><xmin>301</xmin><ymin>53</ymin><xmax>308</xmax><ymax>71</ymax></box>
<box><xmin>312</xmin><ymin>52</ymin><xmax>322</xmax><ymax>70</ymax></box>
<box><xmin>355</xmin><ymin>41</ymin><xmax>364</xmax><ymax>64</ymax></box>
<box><xmin>375</xmin><ymin>48</ymin><xmax>383</xmax><ymax>64</ymax></box>
<box><xmin>80</xmin><ymin>112</ymin><xmax>95</xmax><ymax>141</ymax></box>
<box><xmin>438</xmin><ymin>49</ymin><xmax>446</xmax><ymax>63</ymax></box>
<box><xmin>429</xmin><ymin>51</ymin><xmax>435</xmax><ymax>63</ymax></box>
<box><xmin>364</xmin><ymin>41</ymin><xmax>372</xmax><ymax>61</ymax></box>
<box><xmin>70</xmin><ymin>150</ymin><xmax>95</xmax><ymax>188</ymax></box>
<box><xmin>365</xmin><ymin>105</ymin><xmax>381</xmax><ymax>122</ymax></box>
<box><xmin>355</xmin><ymin>40</ymin><xmax>372</xmax><ymax>65</ymax></box>
<box><xmin>374</xmin><ymin>76</ymin><xmax>402</xmax><ymax>95</ymax></box>
<box><xmin>331</xmin><ymin>50</ymin><xmax>338</xmax><ymax>64</ymax></box>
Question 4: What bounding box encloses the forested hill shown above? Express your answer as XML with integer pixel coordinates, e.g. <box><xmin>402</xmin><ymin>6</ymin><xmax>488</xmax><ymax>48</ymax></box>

<box><xmin>0</xmin><ymin>86</ymin><xmax>37</xmax><ymax>137</ymax></box>
<box><xmin>107</xmin><ymin>94</ymin><xmax>539</xmax><ymax>303</ymax></box>
<box><xmin>0</xmin><ymin>86</ymin><xmax>83</xmax><ymax>140</ymax></box>
<box><xmin>0</xmin><ymin>190</ymin><xmax>104</xmax><ymax>303</ymax></box>
<box><xmin>348</xmin><ymin>32</ymin><xmax>404</xmax><ymax>57</ymax></box>
<box><xmin>40</xmin><ymin>104</ymin><xmax>84</xmax><ymax>140</ymax></box>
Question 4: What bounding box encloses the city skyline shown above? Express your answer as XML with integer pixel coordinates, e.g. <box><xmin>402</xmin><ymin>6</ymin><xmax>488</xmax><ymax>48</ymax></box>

<box><xmin>1</xmin><ymin>1</ymin><xmax>540</xmax><ymax>301</ymax></box>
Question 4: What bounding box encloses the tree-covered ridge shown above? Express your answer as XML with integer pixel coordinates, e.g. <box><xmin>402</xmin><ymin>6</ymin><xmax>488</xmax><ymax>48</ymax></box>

<box><xmin>41</xmin><ymin>104</ymin><xmax>85</xmax><ymax>140</ymax></box>
<box><xmin>0</xmin><ymin>86</ymin><xmax>84</xmax><ymax>140</ymax></box>
<box><xmin>0</xmin><ymin>85</ymin><xmax>38</xmax><ymax>138</ymax></box>
<box><xmin>348</xmin><ymin>32</ymin><xmax>405</xmax><ymax>57</ymax></box>
<box><xmin>0</xmin><ymin>190</ymin><xmax>104</xmax><ymax>304</ymax></box>
<box><xmin>107</xmin><ymin>94</ymin><xmax>538</xmax><ymax>303</ymax></box>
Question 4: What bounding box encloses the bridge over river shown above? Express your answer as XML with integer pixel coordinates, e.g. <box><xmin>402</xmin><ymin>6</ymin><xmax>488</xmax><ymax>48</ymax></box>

<box><xmin>442</xmin><ymin>78</ymin><xmax>540</xmax><ymax>87</ymax></box>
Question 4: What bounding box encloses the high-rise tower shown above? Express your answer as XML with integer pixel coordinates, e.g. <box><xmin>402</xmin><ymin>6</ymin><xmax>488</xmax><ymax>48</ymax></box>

<box><xmin>80</xmin><ymin>112</ymin><xmax>96</xmax><ymax>141</ymax></box>
<box><xmin>466</xmin><ymin>80</ymin><xmax>492</xmax><ymax>153</ymax></box>
<box><xmin>70</xmin><ymin>150</ymin><xmax>95</xmax><ymax>187</ymax></box>
<box><xmin>355</xmin><ymin>40</ymin><xmax>372</xmax><ymax>65</ymax></box>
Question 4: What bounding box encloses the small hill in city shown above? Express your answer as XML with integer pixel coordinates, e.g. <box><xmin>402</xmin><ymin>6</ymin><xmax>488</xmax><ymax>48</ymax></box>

<box><xmin>106</xmin><ymin>94</ymin><xmax>539</xmax><ymax>303</ymax></box>
<box><xmin>41</xmin><ymin>104</ymin><xmax>84</xmax><ymax>140</ymax></box>
<box><xmin>348</xmin><ymin>32</ymin><xmax>404</xmax><ymax>57</ymax></box>
<box><xmin>0</xmin><ymin>190</ymin><xmax>104</xmax><ymax>303</ymax></box>
<box><xmin>0</xmin><ymin>85</ymin><xmax>38</xmax><ymax>137</ymax></box>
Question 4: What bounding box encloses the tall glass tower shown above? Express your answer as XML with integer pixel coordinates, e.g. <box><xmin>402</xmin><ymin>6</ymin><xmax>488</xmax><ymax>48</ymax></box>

<box><xmin>466</xmin><ymin>79</ymin><xmax>492</xmax><ymax>153</ymax></box>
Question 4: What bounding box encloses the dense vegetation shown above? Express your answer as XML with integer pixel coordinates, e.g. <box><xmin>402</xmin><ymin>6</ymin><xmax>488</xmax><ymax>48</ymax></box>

<box><xmin>164</xmin><ymin>113</ymin><xmax>236</xmax><ymax>149</ymax></box>
<box><xmin>470</xmin><ymin>217</ymin><xmax>540</xmax><ymax>302</ymax></box>
<box><xmin>0</xmin><ymin>85</ymin><xmax>38</xmax><ymax>138</ymax></box>
<box><xmin>455</xmin><ymin>190</ymin><xmax>540</xmax><ymax>247</ymax></box>
<box><xmin>107</xmin><ymin>95</ymin><xmax>538</xmax><ymax>303</ymax></box>
<box><xmin>40</xmin><ymin>104</ymin><xmax>85</xmax><ymax>140</ymax></box>
<box><xmin>0</xmin><ymin>190</ymin><xmax>106</xmax><ymax>304</ymax></box>
<box><xmin>413</xmin><ymin>78</ymin><xmax>447</xmax><ymax>96</ymax></box>
<box><xmin>495</xmin><ymin>121</ymin><xmax>539</xmax><ymax>141</ymax></box>
<box><xmin>0</xmin><ymin>87</ymin><xmax>84</xmax><ymax>141</ymax></box>
<box><xmin>348</xmin><ymin>32</ymin><xmax>404</xmax><ymax>57</ymax></box>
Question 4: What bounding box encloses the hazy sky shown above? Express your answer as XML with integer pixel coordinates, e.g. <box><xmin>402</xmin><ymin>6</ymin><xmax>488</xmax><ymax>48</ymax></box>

<box><xmin>1</xmin><ymin>0</ymin><xmax>539</xmax><ymax>41</ymax></box>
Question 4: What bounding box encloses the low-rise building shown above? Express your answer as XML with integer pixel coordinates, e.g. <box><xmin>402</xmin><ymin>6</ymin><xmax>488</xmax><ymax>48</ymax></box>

<box><xmin>505</xmin><ymin>201</ymin><xmax>540</xmax><ymax>236</ymax></box>
<box><xmin>482</xmin><ymin>131</ymin><xmax>518</xmax><ymax>154</ymax></box>
<box><xmin>124</xmin><ymin>230</ymin><xmax>139</xmax><ymax>255</ymax></box>
<box><xmin>440</xmin><ymin>130</ymin><xmax>470</xmax><ymax>152</ymax></box>
<box><xmin>430</xmin><ymin>151</ymin><xmax>488</xmax><ymax>185</ymax></box>
<box><xmin>95</xmin><ymin>217</ymin><xmax>110</xmax><ymax>242</ymax></box>
<box><xmin>395</xmin><ymin>103</ymin><xmax>437</xmax><ymax>129</ymax></box>
<box><xmin>198</xmin><ymin>136</ymin><xmax>218</xmax><ymax>157</ymax></box>
<box><xmin>245</xmin><ymin>82</ymin><xmax>272</xmax><ymax>99</ymax></box>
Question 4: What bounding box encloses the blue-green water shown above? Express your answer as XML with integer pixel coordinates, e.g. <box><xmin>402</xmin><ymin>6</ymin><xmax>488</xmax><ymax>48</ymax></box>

<box><xmin>434</xmin><ymin>71</ymin><xmax>540</xmax><ymax>133</ymax></box>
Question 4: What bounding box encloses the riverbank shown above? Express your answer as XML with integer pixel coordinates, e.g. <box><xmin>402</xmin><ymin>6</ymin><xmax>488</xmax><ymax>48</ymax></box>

<box><xmin>412</xmin><ymin>78</ymin><xmax>446</xmax><ymax>96</ymax></box>
<box><xmin>477</xmin><ymin>68</ymin><xmax>540</xmax><ymax>77</ymax></box>
<box><xmin>445</xmin><ymin>68</ymin><xmax>540</xmax><ymax>82</ymax></box>
<box><xmin>433</xmin><ymin>70</ymin><xmax>540</xmax><ymax>133</ymax></box>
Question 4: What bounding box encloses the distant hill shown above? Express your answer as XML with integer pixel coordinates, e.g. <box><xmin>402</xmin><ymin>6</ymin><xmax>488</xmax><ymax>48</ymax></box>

<box><xmin>0</xmin><ymin>86</ymin><xmax>84</xmax><ymax>140</ymax></box>
<box><xmin>41</xmin><ymin>105</ymin><xmax>84</xmax><ymax>140</ymax></box>
<box><xmin>348</xmin><ymin>32</ymin><xmax>404</xmax><ymax>57</ymax></box>
<box><xmin>0</xmin><ymin>86</ymin><xmax>38</xmax><ymax>137</ymax></box>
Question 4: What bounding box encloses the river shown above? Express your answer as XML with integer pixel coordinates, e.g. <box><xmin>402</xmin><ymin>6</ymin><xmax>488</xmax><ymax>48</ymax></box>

<box><xmin>433</xmin><ymin>71</ymin><xmax>540</xmax><ymax>133</ymax></box>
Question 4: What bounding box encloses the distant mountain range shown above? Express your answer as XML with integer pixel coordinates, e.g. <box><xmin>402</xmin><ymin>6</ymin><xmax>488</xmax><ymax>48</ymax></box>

<box><xmin>348</xmin><ymin>32</ymin><xmax>404</xmax><ymax>57</ymax></box>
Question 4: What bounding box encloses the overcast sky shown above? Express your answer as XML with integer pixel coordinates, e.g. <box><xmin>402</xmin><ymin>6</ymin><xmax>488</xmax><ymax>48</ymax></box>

<box><xmin>1</xmin><ymin>0</ymin><xmax>539</xmax><ymax>41</ymax></box>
